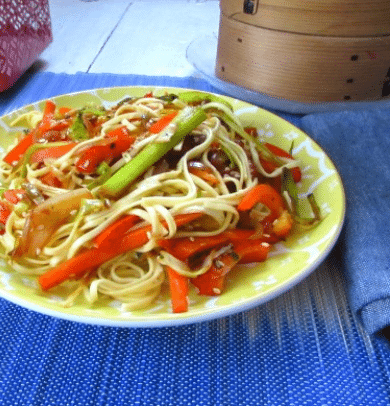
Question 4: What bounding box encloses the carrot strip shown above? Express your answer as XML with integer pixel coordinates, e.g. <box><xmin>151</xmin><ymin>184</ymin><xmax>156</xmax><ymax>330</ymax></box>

<box><xmin>148</xmin><ymin>111</ymin><xmax>178</xmax><ymax>134</ymax></box>
<box><xmin>38</xmin><ymin>100</ymin><xmax>56</xmax><ymax>133</ymax></box>
<box><xmin>3</xmin><ymin>132</ymin><xmax>34</xmax><ymax>166</ymax></box>
<box><xmin>38</xmin><ymin>212</ymin><xmax>202</xmax><ymax>291</ymax></box>
<box><xmin>104</xmin><ymin>125</ymin><xmax>131</xmax><ymax>139</ymax></box>
<box><xmin>93</xmin><ymin>214</ymin><xmax>140</xmax><ymax>248</ymax></box>
<box><xmin>166</xmin><ymin>266</ymin><xmax>189</xmax><ymax>313</ymax></box>
<box><xmin>188</xmin><ymin>166</ymin><xmax>219</xmax><ymax>186</ymax></box>
<box><xmin>38</xmin><ymin>100</ymin><xmax>70</xmax><ymax>134</ymax></box>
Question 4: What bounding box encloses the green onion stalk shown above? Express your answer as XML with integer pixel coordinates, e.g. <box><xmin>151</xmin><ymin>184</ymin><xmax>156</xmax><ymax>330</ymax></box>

<box><xmin>99</xmin><ymin>106</ymin><xmax>207</xmax><ymax>197</ymax></box>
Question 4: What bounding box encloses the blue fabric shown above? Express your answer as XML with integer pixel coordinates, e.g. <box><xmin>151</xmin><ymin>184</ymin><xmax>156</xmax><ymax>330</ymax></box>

<box><xmin>0</xmin><ymin>69</ymin><xmax>390</xmax><ymax>405</ymax></box>
<box><xmin>301</xmin><ymin>112</ymin><xmax>390</xmax><ymax>335</ymax></box>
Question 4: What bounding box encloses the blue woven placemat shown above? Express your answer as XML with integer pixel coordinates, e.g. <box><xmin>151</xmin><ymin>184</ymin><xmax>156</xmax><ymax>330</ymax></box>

<box><xmin>0</xmin><ymin>68</ymin><xmax>390</xmax><ymax>406</ymax></box>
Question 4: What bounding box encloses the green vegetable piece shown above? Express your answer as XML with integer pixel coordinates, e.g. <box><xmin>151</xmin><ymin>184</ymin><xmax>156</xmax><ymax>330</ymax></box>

<box><xmin>281</xmin><ymin>167</ymin><xmax>299</xmax><ymax>214</ymax></box>
<box><xmin>220</xmin><ymin>111</ymin><xmax>283</xmax><ymax>167</ymax></box>
<box><xmin>281</xmin><ymin>167</ymin><xmax>321</xmax><ymax>226</ymax></box>
<box><xmin>158</xmin><ymin>94</ymin><xmax>178</xmax><ymax>103</ymax></box>
<box><xmin>96</xmin><ymin>161</ymin><xmax>111</xmax><ymax>176</ymax></box>
<box><xmin>116</xmin><ymin>97</ymin><xmax>134</xmax><ymax>108</ymax></box>
<box><xmin>83</xmin><ymin>107</ymin><xmax>106</xmax><ymax>116</ymax></box>
<box><xmin>219</xmin><ymin>144</ymin><xmax>237</xmax><ymax>169</ymax></box>
<box><xmin>14</xmin><ymin>201</ymin><xmax>30</xmax><ymax>216</ymax></box>
<box><xmin>99</xmin><ymin>106</ymin><xmax>207</xmax><ymax>197</ymax></box>
<box><xmin>79</xmin><ymin>198</ymin><xmax>105</xmax><ymax>215</ymax></box>
<box><xmin>87</xmin><ymin>162</ymin><xmax>112</xmax><ymax>190</ymax></box>
<box><xmin>178</xmin><ymin>91</ymin><xmax>233</xmax><ymax>110</ymax></box>
<box><xmin>70</xmin><ymin>113</ymin><xmax>88</xmax><ymax>140</ymax></box>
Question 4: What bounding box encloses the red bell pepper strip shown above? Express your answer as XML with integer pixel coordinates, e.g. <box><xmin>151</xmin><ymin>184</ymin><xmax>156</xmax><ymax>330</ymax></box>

<box><xmin>187</xmin><ymin>165</ymin><xmax>219</xmax><ymax>186</ymax></box>
<box><xmin>2</xmin><ymin>132</ymin><xmax>34</xmax><ymax>166</ymax></box>
<box><xmin>235</xmin><ymin>239</ymin><xmax>270</xmax><ymax>264</ymax></box>
<box><xmin>39</xmin><ymin>172</ymin><xmax>63</xmax><ymax>188</ymax></box>
<box><xmin>0</xmin><ymin>202</ymin><xmax>11</xmax><ymax>234</ymax></box>
<box><xmin>148</xmin><ymin>111</ymin><xmax>178</xmax><ymax>134</ymax></box>
<box><xmin>159</xmin><ymin>234</ymin><xmax>230</xmax><ymax>262</ymax></box>
<box><xmin>191</xmin><ymin>250</ymin><xmax>241</xmax><ymax>296</ymax></box>
<box><xmin>75</xmin><ymin>127</ymin><xmax>135</xmax><ymax>174</ymax></box>
<box><xmin>158</xmin><ymin>229</ymin><xmax>255</xmax><ymax>262</ymax></box>
<box><xmin>38</xmin><ymin>212</ymin><xmax>202</xmax><ymax>291</ymax></box>
<box><xmin>262</xmin><ymin>143</ymin><xmax>302</xmax><ymax>183</ymax></box>
<box><xmin>244</xmin><ymin>128</ymin><xmax>301</xmax><ymax>183</ymax></box>
<box><xmin>237</xmin><ymin>184</ymin><xmax>285</xmax><ymax>222</ymax></box>
<box><xmin>93</xmin><ymin>214</ymin><xmax>140</xmax><ymax>248</ymax></box>
<box><xmin>58</xmin><ymin>106</ymin><xmax>72</xmax><ymax>116</ymax></box>
<box><xmin>166</xmin><ymin>266</ymin><xmax>189</xmax><ymax>313</ymax></box>
<box><xmin>29</xmin><ymin>143</ymin><xmax>78</xmax><ymax>164</ymax></box>
<box><xmin>191</xmin><ymin>238</ymin><xmax>270</xmax><ymax>296</ymax></box>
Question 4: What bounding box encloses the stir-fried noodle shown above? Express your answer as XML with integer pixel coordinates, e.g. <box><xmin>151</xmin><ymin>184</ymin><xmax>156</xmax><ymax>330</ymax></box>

<box><xmin>0</xmin><ymin>91</ymin><xmax>318</xmax><ymax>312</ymax></box>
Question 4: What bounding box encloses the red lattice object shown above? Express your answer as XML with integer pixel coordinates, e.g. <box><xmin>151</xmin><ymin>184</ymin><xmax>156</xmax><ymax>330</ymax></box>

<box><xmin>0</xmin><ymin>0</ymin><xmax>53</xmax><ymax>91</ymax></box>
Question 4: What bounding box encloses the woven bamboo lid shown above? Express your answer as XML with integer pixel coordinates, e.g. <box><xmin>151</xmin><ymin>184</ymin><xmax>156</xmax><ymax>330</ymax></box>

<box><xmin>221</xmin><ymin>0</ymin><xmax>390</xmax><ymax>37</ymax></box>
<box><xmin>215</xmin><ymin>13</ymin><xmax>390</xmax><ymax>103</ymax></box>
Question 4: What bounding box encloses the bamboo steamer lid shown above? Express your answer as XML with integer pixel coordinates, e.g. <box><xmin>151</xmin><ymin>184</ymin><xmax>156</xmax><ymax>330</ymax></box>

<box><xmin>221</xmin><ymin>0</ymin><xmax>390</xmax><ymax>37</ymax></box>
<box><xmin>215</xmin><ymin>12</ymin><xmax>390</xmax><ymax>103</ymax></box>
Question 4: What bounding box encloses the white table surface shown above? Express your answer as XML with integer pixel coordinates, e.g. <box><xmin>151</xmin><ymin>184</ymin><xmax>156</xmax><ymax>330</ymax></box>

<box><xmin>41</xmin><ymin>0</ymin><xmax>220</xmax><ymax>77</ymax></box>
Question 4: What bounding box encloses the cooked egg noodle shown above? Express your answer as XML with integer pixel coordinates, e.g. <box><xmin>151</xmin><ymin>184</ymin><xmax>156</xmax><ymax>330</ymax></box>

<box><xmin>0</xmin><ymin>96</ymin><xmax>287</xmax><ymax>310</ymax></box>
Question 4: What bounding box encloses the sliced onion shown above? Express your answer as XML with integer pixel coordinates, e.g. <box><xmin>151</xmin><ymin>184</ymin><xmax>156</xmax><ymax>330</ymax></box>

<box><xmin>13</xmin><ymin>188</ymin><xmax>93</xmax><ymax>258</ymax></box>
<box><xmin>248</xmin><ymin>203</ymin><xmax>271</xmax><ymax>238</ymax></box>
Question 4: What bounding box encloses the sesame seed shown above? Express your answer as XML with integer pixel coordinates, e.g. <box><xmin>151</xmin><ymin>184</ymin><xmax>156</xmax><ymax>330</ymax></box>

<box><xmin>82</xmin><ymin>160</ymin><xmax>90</xmax><ymax>169</ymax></box>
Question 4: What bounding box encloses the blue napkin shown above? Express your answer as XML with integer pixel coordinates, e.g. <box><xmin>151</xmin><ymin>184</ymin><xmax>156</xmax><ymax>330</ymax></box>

<box><xmin>301</xmin><ymin>110</ymin><xmax>390</xmax><ymax>335</ymax></box>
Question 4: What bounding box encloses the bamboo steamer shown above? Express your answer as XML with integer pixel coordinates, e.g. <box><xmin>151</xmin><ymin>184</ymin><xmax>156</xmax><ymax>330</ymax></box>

<box><xmin>221</xmin><ymin>0</ymin><xmax>390</xmax><ymax>37</ymax></box>
<box><xmin>215</xmin><ymin>1</ymin><xmax>390</xmax><ymax>103</ymax></box>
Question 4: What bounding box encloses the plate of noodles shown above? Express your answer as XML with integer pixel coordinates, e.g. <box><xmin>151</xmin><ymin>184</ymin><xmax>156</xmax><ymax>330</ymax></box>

<box><xmin>0</xmin><ymin>86</ymin><xmax>345</xmax><ymax>327</ymax></box>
